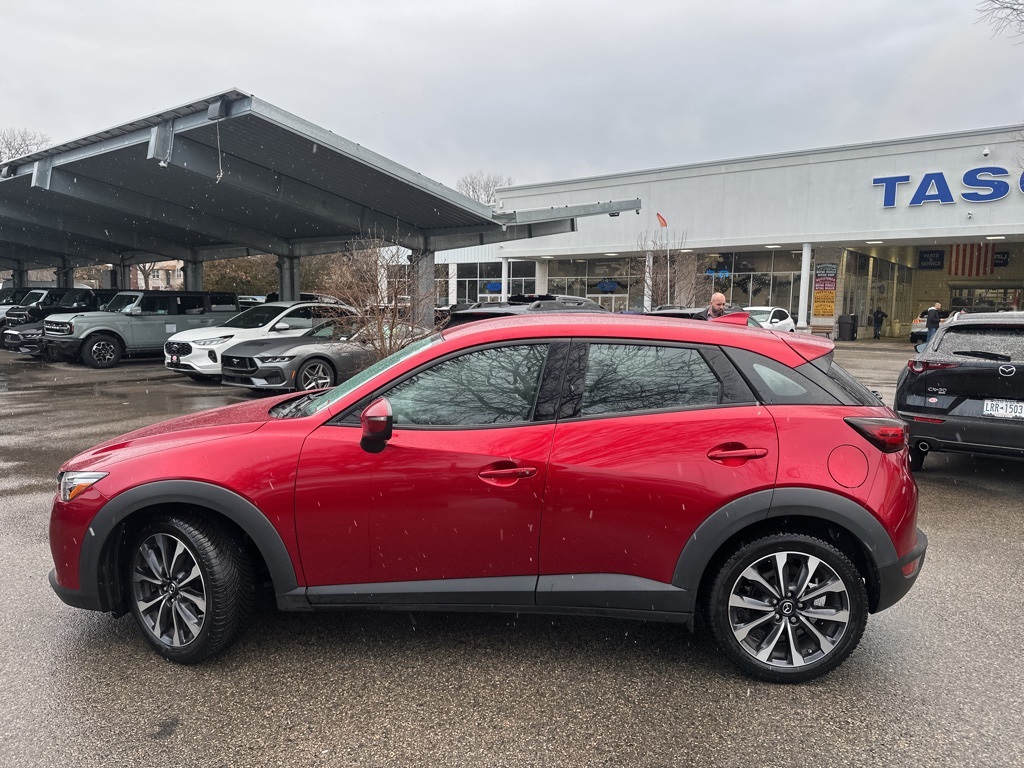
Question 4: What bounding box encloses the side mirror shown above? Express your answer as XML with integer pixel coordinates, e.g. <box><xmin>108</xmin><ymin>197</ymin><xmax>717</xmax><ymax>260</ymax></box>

<box><xmin>128</xmin><ymin>305</ymin><xmax>141</xmax><ymax>315</ymax></box>
<box><xmin>360</xmin><ymin>397</ymin><xmax>393</xmax><ymax>452</ymax></box>
<box><xmin>273</xmin><ymin>322</ymin><xmax>291</xmax><ymax>332</ymax></box>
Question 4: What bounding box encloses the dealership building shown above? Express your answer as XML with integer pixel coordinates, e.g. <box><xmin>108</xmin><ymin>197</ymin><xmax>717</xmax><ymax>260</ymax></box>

<box><xmin>437</xmin><ymin>124</ymin><xmax>1024</xmax><ymax>337</ymax></box>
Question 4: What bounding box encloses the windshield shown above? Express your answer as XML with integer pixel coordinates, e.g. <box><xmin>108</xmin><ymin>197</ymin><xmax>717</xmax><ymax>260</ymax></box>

<box><xmin>221</xmin><ymin>305</ymin><xmax>287</xmax><ymax>329</ymax></box>
<box><xmin>57</xmin><ymin>289</ymin><xmax>92</xmax><ymax>308</ymax></box>
<box><xmin>276</xmin><ymin>333</ymin><xmax>442</xmax><ymax>418</ymax></box>
<box><xmin>0</xmin><ymin>287</ymin><xmax>29</xmax><ymax>304</ymax></box>
<box><xmin>104</xmin><ymin>293</ymin><xmax>141</xmax><ymax>312</ymax></box>
<box><xmin>20</xmin><ymin>290</ymin><xmax>46</xmax><ymax>306</ymax></box>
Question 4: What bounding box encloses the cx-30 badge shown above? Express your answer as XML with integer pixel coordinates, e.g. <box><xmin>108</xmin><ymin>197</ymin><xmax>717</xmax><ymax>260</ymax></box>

<box><xmin>998</xmin><ymin>365</ymin><xmax>1016</xmax><ymax>377</ymax></box>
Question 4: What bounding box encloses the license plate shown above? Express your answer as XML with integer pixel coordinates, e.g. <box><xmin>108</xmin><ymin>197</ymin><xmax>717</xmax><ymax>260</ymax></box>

<box><xmin>982</xmin><ymin>399</ymin><xmax>1024</xmax><ymax>419</ymax></box>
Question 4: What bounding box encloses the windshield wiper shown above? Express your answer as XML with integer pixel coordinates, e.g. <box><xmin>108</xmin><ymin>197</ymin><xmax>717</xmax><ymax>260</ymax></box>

<box><xmin>272</xmin><ymin>392</ymin><xmax>317</xmax><ymax>418</ymax></box>
<box><xmin>951</xmin><ymin>350</ymin><xmax>1012</xmax><ymax>361</ymax></box>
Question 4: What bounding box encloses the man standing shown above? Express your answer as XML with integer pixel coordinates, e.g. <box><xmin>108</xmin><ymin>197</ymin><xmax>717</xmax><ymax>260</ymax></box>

<box><xmin>872</xmin><ymin>307</ymin><xmax>888</xmax><ymax>339</ymax></box>
<box><xmin>925</xmin><ymin>301</ymin><xmax>943</xmax><ymax>343</ymax></box>
<box><xmin>696</xmin><ymin>292</ymin><xmax>728</xmax><ymax>320</ymax></box>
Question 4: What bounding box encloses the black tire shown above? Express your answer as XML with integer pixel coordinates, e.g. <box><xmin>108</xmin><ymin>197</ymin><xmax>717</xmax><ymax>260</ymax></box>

<box><xmin>909</xmin><ymin>444</ymin><xmax>926</xmax><ymax>471</ymax></box>
<box><xmin>296</xmin><ymin>358</ymin><xmax>336</xmax><ymax>390</ymax></box>
<box><xmin>706</xmin><ymin>533</ymin><xmax>868</xmax><ymax>683</ymax></box>
<box><xmin>125</xmin><ymin>513</ymin><xmax>256</xmax><ymax>664</ymax></box>
<box><xmin>81</xmin><ymin>334</ymin><xmax>122</xmax><ymax>369</ymax></box>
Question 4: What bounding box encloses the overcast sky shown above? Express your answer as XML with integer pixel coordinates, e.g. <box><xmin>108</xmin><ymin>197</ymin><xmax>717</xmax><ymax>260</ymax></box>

<box><xmin>3</xmin><ymin>1</ymin><xmax>1022</xmax><ymax>190</ymax></box>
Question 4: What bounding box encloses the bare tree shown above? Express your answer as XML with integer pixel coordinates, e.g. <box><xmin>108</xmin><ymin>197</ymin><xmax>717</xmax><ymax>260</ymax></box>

<box><xmin>304</xmin><ymin>240</ymin><xmax>435</xmax><ymax>360</ymax></box>
<box><xmin>0</xmin><ymin>127</ymin><xmax>50</xmax><ymax>162</ymax></box>
<box><xmin>203</xmin><ymin>254</ymin><xmax>279</xmax><ymax>295</ymax></box>
<box><xmin>978</xmin><ymin>1</ymin><xmax>1024</xmax><ymax>37</ymax></box>
<box><xmin>633</xmin><ymin>231</ymin><xmax>715</xmax><ymax>309</ymax></box>
<box><xmin>456</xmin><ymin>170</ymin><xmax>514</xmax><ymax>205</ymax></box>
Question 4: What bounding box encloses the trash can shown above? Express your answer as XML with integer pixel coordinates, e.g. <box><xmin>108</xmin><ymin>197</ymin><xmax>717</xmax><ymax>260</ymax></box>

<box><xmin>837</xmin><ymin>314</ymin><xmax>855</xmax><ymax>341</ymax></box>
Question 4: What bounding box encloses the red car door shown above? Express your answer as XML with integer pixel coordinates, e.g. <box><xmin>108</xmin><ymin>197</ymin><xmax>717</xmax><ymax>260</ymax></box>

<box><xmin>293</xmin><ymin>342</ymin><xmax>558</xmax><ymax>590</ymax></box>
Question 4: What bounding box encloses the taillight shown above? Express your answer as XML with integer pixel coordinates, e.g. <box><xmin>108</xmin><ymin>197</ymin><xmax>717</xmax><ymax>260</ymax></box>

<box><xmin>844</xmin><ymin>416</ymin><xmax>907</xmax><ymax>453</ymax></box>
<box><xmin>907</xmin><ymin>360</ymin><xmax>959</xmax><ymax>374</ymax></box>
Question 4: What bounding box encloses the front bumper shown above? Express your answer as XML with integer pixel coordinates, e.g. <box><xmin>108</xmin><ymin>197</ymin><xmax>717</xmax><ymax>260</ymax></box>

<box><xmin>875</xmin><ymin>529</ymin><xmax>927</xmax><ymax>612</ymax></box>
<box><xmin>48</xmin><ymin>568</ymin><xmax>104</xmax><ymax>612</ymax></box>
<box><xmin>165</xmin><ymin>351</ymin><xmax>224</xmax><ymax>375</ymax></box>
<box><xmin>222</xmin><ymin>366</ymin><xmax>293</xmax><ymax>390</ymax></box>
<box><xmin>40</xmin><ymin>336</ymin><xmax>84</xmax><ymax>361</ymax></box>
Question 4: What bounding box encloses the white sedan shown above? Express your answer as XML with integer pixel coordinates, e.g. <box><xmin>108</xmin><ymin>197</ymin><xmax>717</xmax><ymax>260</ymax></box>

<box><xmin>744</xmin><ymin>306</ymin><xmax>796</xmax><ymax>332</ymax></box>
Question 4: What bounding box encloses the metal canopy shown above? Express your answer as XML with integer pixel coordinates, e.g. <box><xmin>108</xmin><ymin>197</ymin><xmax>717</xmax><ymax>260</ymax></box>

<box><xmin>0</xmin><ymin>88</ymin><xmax>641</xmax><ymax>276</ymax></box>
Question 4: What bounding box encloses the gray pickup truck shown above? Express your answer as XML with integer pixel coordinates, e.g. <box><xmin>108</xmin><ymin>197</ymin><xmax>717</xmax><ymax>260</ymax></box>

<box><xmin>42</xmin><ymin>290</ymin><xmax>240</xmax><ymax>368</ymax></box>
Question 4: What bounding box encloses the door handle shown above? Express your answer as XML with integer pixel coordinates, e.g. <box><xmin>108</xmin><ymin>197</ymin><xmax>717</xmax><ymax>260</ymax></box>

<box><xmin>478</xmin><ymin>467</ymin><xmax>538</xmax><ymax>487</ymax></box>
<box><xmin>707</xmin><ymin>447</ymin><xmax>768</xmax><ymax>466</ymax></box>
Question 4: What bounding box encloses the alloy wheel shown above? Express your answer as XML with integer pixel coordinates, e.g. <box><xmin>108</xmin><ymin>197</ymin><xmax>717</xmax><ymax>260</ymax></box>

<box><xmin>130</xmin><ymin>532</ymin><xmax>208</xmax><ymax>648</ymax></box>
<box><xmin>726</xmin><ymin>549</ymin><xmax>852</xmax><ymax>670</ymax></box>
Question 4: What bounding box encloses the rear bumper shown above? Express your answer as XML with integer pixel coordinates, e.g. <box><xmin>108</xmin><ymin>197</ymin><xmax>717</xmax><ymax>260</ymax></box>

<box><xmin>875</xmin><ymin>529</ymin><xmax>927</xmax><ymax>612</ymax></box>
<box><xmin>900</xmin><ymin>411</ymin><xmax>1024</xmax><ymax>460</ymax></box>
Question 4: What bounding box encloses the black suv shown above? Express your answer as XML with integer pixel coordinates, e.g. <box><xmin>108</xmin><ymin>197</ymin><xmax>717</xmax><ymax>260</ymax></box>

<box><xmin>3</xmin><ymin>289</ymin><xmax>120</xmax><ymax>356</ymax></box>
<box><xmin>895</xmin><ymin>311</ymin><xmax>1024</xmax><ymax>470</ymax></box>
<box><xmin>445</xmin><ymin>294</ymin><xmax>609</xmax><ymax>327</ymax></box>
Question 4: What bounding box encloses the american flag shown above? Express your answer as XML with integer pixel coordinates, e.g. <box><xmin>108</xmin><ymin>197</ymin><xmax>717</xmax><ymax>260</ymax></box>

<box><xmin>947</xmin><ymin>243</ymin><xmax>994</xmax><ymax>277</ymax></box>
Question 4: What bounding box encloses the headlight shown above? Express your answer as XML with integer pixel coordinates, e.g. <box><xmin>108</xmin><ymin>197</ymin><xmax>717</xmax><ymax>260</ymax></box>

<box><xmin>256</xmin><ymin>355</ymin><xmax>296</xmax><ymax>363</ymax></box>
<box><xmin>57</xmin><ymin>471</ymin><xmax>108</xmax><ymax>502</ymax></box>
<box><xmin>193</xmin><ymin>335</ymin><xmax>234</xmax><ymax>346</ymax></box>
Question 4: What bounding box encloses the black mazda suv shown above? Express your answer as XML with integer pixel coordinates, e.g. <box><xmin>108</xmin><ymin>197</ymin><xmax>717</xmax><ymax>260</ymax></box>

<box><xmin>895</xmin><ymin>311</ymin><xmax>1024</xmax><ymax>470</ymax></box>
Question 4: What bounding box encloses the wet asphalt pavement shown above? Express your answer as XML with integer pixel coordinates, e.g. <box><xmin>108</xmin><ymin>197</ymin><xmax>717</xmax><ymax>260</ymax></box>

<box><xmin>0</xmin><ymin>340</ymin><xmax>1022</xmax><ymax>767</ymax></box>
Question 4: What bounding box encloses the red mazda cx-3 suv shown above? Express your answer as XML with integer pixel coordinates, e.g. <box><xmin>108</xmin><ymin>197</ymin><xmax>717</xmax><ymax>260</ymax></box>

<box><xmin>49</xmin><ymin>314</ymin><xmax>926</xmax><ymax>682</ymax></box>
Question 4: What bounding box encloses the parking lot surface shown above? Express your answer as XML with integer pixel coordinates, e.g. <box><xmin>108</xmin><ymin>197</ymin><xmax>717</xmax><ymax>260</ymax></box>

<box><xmin>1</xmin><ymin>340</ymin><xmax>1022</xmax><ymax>767</ymax></box>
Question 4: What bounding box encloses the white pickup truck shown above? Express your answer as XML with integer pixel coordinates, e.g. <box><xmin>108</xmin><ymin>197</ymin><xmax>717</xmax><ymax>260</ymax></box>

<box><xmin>42</xmin><ymin>290</ymin><xmax>240</xmax><ymax>368</ymax></box>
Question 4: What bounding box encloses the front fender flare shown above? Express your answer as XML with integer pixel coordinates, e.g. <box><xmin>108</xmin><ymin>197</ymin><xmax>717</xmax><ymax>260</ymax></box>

<box><xmin>80</xmin><ymin>480</ymin><xmax>298</xmax><ymax>610</ymax></box>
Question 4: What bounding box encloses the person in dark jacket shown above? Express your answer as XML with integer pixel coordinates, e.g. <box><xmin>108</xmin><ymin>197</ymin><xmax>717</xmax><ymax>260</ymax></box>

<box><xmin>925</xmin><ymin>302</ymin><xmax>942</xmax><ymax>342</ymax></box>
<box><xmin>872</xmin><ymin>307</ymin><xmax>887</xmax><ymax>339</ymax></box>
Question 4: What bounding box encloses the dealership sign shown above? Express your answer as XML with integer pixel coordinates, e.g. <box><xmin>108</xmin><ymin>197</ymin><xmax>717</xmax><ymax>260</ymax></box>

<box><xmin>872</xmin><ymin>166</ymin><xmax>1024</xmax><ymax>207</ymax></box>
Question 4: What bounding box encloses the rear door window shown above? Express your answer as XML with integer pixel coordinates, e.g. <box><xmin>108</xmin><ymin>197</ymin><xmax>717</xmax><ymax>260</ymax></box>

<box><xmin>574</xmin><ymin>343</ymin><xmax>721</xmax><ymax>418</ymax></box>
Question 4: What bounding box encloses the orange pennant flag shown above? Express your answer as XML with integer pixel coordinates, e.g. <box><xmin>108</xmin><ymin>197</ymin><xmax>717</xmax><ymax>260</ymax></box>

<box><xmin>656</xmin><ymin>212</ymin><xmax>668</xmax><ymax>228</ymax></box>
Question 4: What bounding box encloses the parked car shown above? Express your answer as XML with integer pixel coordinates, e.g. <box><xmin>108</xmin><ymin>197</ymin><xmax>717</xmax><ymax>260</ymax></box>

<box><xmin>3</xmin><ymin>287</ymin><xmax>119</xmax><ymax>331</ymax></box>
<box><xmin>3</xmin><ymin>320</ymin><xmax>46</xmax><ymax>356</ymax></box>
<box><xmin>49</xmin><ymin>313</ymin><xmax>926</xmax><ymax>682</ymax></box>
<box><xmin>0</xmin><ymin>287</ymin><xmax>78</xmax><ymax>331</ymax></box>
<box><xmin>445</xmin><ymin>294</ymin><xmax>609</xmax><ymax>326</ymax></box>
<box><xmin>646</xmin><ymin>306</ymin><xmax>765</xmax><ymax>328</ymax></box>
<box><xmin>164</xmin><ymin>301</ymin><xmax>358</xmax><ymax>380</ymax></box>
<box><xmin>0</xmin><ymin>286</ymin><xmax>36</xmax><ymax>327</ymax></box>
<box><xmin>42</xmin><ymin>290</ymin><xmax>241</xmax><ymax>368</ymax></box>
<box><xmin>895</xmin><ymin>311</ymin><xmax>1024</xmax><ymax>470</ymax></box>
<box><xmin>744</xmin><ymin>306</ymin><xmax>796</xmax><ymax>332</ymax></box>
<box><xmin>908</xmin><ymin>308</ymin><xmax>951</xmax><ymax>343</ymax></box>
<box><xmin>221</xmin><ymin>319</ymin><xmax>428</xmax><ymax>392</ymax></box>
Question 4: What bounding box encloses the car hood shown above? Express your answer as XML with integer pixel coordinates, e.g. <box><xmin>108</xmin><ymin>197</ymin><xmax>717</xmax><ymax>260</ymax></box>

<box><xmin>166</xmin><ymin>324</ymin><xmax>238</xmax><ymax>342</ymax></box>
<box><xmin>62</xmin><ymin>394</ymin><xmax>295</xmax><ymax>471</ymax></box>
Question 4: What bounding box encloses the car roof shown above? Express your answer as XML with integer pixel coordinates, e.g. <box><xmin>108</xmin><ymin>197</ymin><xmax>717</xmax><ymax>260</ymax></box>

<box><xmin>438</xmin><ymin>312</ymin><xmax>829</xmax><ymax>366</ymax></box>
<box><xmin>942</xmin><ymin>311</ymin><xmax>1024</xmax><ymax>327</ymax></box>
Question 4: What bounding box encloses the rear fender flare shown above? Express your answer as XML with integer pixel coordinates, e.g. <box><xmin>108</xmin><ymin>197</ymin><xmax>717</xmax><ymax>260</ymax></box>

<box><xmin>672</xmin><ymin>487</ymin><xmax>897</xmax><ymax>596</ymax></box>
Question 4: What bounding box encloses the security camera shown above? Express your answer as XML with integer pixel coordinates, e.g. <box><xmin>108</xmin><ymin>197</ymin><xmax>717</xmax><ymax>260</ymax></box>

<box><xmin>982</xmin><ymin>147</ymin><xmax>990</xmax><ymax>157</ymax></box>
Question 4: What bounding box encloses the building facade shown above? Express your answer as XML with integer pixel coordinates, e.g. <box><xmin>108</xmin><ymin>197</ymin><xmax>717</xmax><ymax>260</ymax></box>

<box><xmin>437</xmin><ymin>125</ymin><xmax>1024</xmax><ymax>336</ymax></box>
